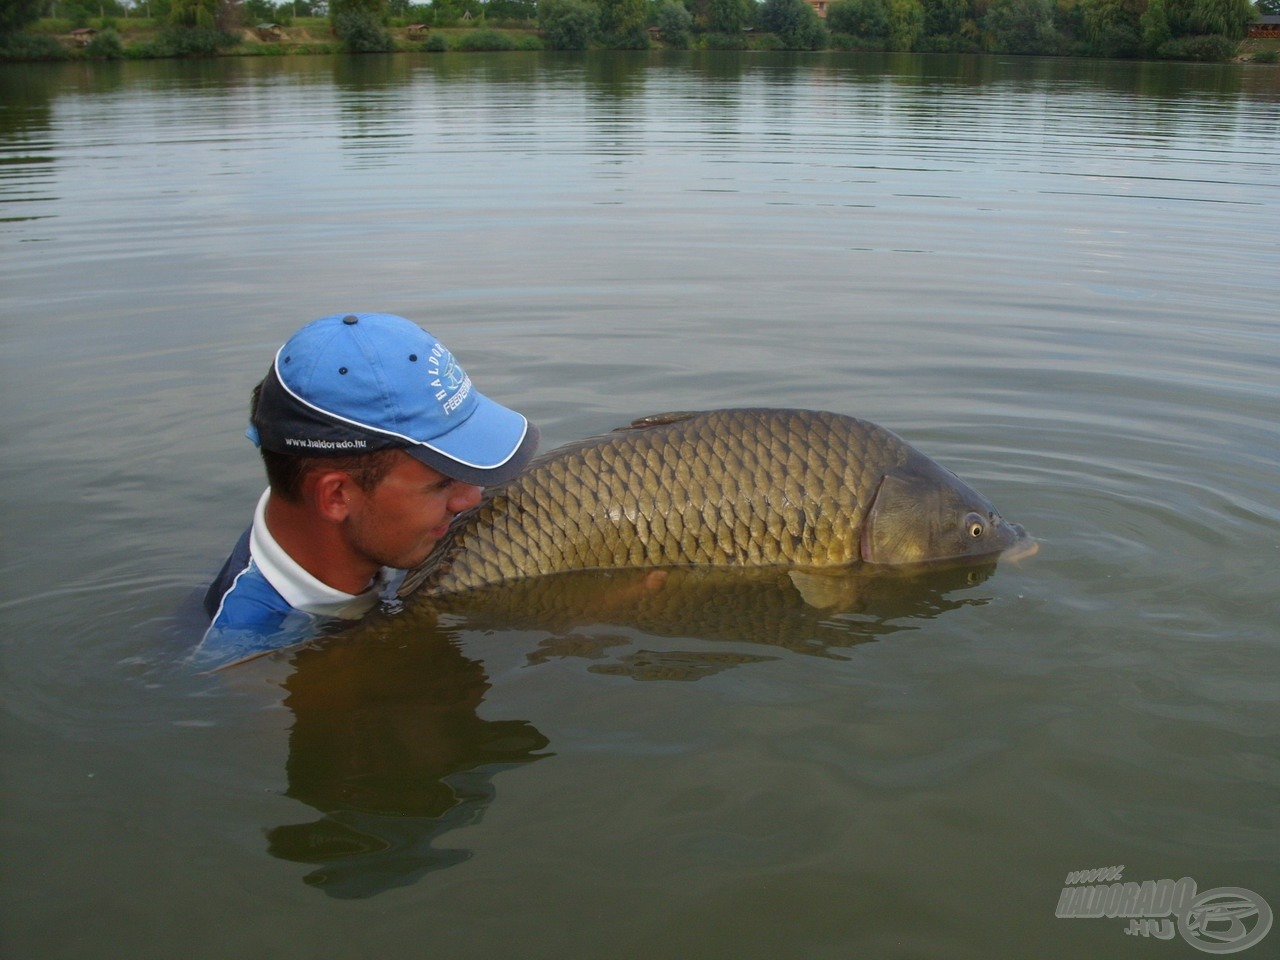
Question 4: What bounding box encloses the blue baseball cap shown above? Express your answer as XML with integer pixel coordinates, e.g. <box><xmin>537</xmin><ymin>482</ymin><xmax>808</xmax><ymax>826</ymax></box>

<box><xmin>248</xmin><ymin>313</ymin><xmax>538</xmax><ymax>486</ymax></box>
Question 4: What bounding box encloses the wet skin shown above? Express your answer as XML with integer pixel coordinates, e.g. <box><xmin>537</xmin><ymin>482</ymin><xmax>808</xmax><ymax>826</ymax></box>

<box><xmin>342</xmin><ymin>453</ymin><xmax>483</xmax><ymax>573</ymax></box>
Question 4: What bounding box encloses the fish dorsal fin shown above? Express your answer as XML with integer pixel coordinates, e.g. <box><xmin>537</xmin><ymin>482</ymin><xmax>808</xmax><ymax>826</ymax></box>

<box><xmin>616</xmin><ymin>411</ymin><xmax>702</xmax><ymax>432</ymax></box>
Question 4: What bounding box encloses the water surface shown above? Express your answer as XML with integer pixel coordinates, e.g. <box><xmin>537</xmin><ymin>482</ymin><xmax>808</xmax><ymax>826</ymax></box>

<box><xmin>2</xmin><ymin>51</ymin><xmax>1278</xmax><ymax>959</ymax></box>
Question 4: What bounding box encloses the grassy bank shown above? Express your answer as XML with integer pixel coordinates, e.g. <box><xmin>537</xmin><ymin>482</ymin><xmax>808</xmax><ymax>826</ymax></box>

<box><xmin>1237</xmin><ymin>35</ymin><xmax>1280</xmax><ymax>60</ymax></box>
<box><xmin>1</xmin><ymin>16</ymin><xmax>553</xmax><ymax>59</ymax></box>
<box><xmin>4</xmin><ymin>14</ymin><xmax>1278</xmax><ymax>62</ymax></box>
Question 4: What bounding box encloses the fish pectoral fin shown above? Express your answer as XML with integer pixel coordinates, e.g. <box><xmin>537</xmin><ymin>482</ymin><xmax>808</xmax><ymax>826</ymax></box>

<box><xmin>619</xmin><ymin>410</ymin><xmax>703</xmax><ymax>431</ymax></box>
<box><xmin>862</xmin><ymin>471</ymin><xmax>934</xmax><ymax>565</ymax></box>
<box><xmin>788</xmin><ymin>568</ymin><xmax>861</xmax><ymax>610</ymax></box>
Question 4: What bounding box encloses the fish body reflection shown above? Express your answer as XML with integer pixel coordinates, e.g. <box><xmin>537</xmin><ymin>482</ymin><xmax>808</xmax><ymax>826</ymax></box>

<box><xmin>421</xmin><ymin>560</ymin><xmax>999</xmax><ymax>677</ymax></box>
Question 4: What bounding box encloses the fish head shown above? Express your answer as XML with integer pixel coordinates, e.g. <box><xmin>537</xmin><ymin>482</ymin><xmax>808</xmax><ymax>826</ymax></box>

<box><xmin>860</xmin><ymin>465</ymin><xmax>1030</xmax><ymax>566</ymax></box>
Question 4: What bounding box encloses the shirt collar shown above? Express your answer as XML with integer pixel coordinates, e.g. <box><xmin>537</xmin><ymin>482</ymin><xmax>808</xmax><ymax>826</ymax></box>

<box><xmin>249</xmin><ymin>488</ymin><xmax>384</xmax><ymax>620</ymax></box>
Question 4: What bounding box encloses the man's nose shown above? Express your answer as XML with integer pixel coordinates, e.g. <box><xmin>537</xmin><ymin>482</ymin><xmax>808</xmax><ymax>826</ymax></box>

<box><xmin>448</xmin><ymin>483</ymin><xmax>483</xmax><ymax>512</ymax></box>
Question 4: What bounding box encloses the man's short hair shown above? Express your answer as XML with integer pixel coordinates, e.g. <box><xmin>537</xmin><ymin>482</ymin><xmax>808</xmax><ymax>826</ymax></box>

<box><xmin>251</xmin><ymin>380</ymin><xmax>402</xmax><ymax>503</ymax></box>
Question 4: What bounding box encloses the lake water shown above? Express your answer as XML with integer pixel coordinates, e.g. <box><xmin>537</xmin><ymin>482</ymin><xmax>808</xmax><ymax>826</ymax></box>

<box><xmin>2</xmin><ymin>50</ymin><xmax>1278</xmax><ymax>959</ymax></box>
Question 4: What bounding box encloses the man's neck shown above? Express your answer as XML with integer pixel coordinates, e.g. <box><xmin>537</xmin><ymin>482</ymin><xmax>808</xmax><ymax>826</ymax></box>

<box><xmin>263</xmin><ymin>491</ymin><xmax>378</xmax><ymax>595</ymax></box>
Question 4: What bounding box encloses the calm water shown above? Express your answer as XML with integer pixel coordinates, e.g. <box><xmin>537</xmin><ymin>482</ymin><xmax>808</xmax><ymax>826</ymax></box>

<box><xmin>2</xmin><ymin>51</ymin><xmax>1278</xmax><ymax>959</ymax></box>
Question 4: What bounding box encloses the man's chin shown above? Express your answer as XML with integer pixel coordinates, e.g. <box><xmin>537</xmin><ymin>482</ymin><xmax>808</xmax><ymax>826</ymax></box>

<box><xmin>397</xmin><ymin>538</ymin><xmax>441</xmax><ymax>571</ymax></box>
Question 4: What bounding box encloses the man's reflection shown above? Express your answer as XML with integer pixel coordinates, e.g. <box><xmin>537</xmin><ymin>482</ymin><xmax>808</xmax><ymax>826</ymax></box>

<box><xmin>265</xmin><ymin>628</ymin><xmax>550</xmax><ymax>899</ymax></box>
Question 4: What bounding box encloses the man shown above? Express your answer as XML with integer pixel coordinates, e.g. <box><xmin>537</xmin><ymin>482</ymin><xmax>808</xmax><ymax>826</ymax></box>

<box><xmin>195</xmin><ymin>312</ymin><xmax>539</xmax><ymax>668</ymax></box>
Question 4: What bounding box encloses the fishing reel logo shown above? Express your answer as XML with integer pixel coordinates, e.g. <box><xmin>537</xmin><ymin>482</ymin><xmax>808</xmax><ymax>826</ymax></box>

<box><xmin>1056</xmin><ymin>867</ymin><xmax>1272</xmax><ymax>954</ymax></box>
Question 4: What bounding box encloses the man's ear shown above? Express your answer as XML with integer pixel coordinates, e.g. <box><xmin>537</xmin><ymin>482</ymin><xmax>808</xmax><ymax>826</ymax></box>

<box><xmin>308</xmin><ymin>470</ymin><xmax>355</xmax><ymax>523</ymax></box>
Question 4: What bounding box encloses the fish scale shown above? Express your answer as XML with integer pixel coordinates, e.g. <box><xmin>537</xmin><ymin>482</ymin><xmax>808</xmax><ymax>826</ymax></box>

<box><xmin>401</xmin><ymin>408</ymin><xmax>1029</xmax><ymax>597</ymax></box>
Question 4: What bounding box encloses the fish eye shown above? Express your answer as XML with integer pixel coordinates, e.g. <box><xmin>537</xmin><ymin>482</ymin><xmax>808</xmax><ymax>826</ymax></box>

<box><xmin>965</xmin><ymin>512</ymin><xmax>985</xmax><ymax>539</ymax></box>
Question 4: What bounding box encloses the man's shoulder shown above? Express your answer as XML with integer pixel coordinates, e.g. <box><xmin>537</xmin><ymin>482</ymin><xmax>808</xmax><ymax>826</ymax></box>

<box><xmin>212</xmin><ymin>560</ymin><xmax>294</xmax><ymax>626</ymax></box>
<box><xmin>203</xmin><ymin>525</ymin><xmax>253</xmax><ymax>619</ymax></box>
<box><xmin>193</xmin><ymin>493</ymin><xmax>400</xmax><ymax>670</ymax></box>
<box><xmin>195</xmin><ymin>527</ymin><xmax>315</xmax><ymax>669</ymax></box>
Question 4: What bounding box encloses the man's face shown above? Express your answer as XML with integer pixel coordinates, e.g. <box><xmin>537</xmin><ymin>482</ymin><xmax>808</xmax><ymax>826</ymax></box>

<box><xmin>342</xmin><ymin>452</ymin><xmax>482</xmax><ymax>571</ymax></box>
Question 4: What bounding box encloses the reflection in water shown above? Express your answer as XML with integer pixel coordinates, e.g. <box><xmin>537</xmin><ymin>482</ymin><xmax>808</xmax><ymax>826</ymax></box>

<box><xmin>0</xmin><ymin>66</ymin><xmax>58</xmax><ymax>229</ymax></box>
<box><xmin>330</xmin><ymin>57</ymin><xmax>415</xmax><ymax>166</ymax></box>
<box><xmin>417</xmin><ymin>562</ymin><xmax>999</xmax><ymax>679</ymax></box>
<box><xmin>583</xmin><ymin>52</ymin><xmax>650</xmax><ymax>100</ymax></box>
<box><xmin>266</xmin><ymin>627</ymin><xmax>550</xmax><ymax>899</ymax></box>
<box><xmin>264</xmin><ymin>561</ymin><xmax>987</xmax><ymax>895</ymax></box>
<box><xmin>264</xmin><ymin>560</ymin><xmax>990</xmax><ymax>895</ymax></box>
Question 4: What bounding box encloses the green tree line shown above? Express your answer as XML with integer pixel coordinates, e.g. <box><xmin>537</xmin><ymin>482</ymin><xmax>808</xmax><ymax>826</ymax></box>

<box><xmin>1</xmin><ymin>0</ymin><xmax>1270</xmax><ymax>60</ymax></box>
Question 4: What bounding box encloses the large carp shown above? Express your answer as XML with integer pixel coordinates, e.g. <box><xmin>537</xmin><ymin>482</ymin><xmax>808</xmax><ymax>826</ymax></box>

<box><xmin>401</xmin><ymin>408</ymin><xmax>1031</xmax><ymax>598</ymax></box>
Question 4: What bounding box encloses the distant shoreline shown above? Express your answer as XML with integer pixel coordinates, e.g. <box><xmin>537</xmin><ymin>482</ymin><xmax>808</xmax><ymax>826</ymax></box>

<box><xmin>6</xmin><ymin>18</ymin><xmax>543</xmax><ymax>60</ymax></box>
<box><xmin>4</xmin><ymin>15</ymin><xmax>1278</xmax><ymax>64</ymax></box>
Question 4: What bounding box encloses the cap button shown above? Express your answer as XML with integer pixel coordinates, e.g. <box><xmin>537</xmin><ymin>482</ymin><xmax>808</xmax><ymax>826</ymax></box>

<box><xmin>343</xmin><ymin>315</ymin><xmax>359</xmax><ymax>325</ymax></box>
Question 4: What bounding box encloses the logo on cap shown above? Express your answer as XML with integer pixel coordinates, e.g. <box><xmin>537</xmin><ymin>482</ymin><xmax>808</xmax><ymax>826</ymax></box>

<box><xmin>429</xmin><ymin>345</ymin><xmax>472</xmax><ymax>416</ymax></box>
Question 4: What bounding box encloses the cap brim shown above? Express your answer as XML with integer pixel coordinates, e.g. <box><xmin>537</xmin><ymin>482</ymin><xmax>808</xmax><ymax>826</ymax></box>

<box><xmin>402</xmin><ymin>392</ymin><xmax>539</xmax><ymax>486</ymax></box>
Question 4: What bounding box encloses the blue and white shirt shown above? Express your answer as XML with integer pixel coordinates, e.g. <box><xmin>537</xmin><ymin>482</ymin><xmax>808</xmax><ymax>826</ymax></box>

<box><xmin>195</xmin><ymin>489</ymin><xmax>403</xmax><ymax>669</ymax></box>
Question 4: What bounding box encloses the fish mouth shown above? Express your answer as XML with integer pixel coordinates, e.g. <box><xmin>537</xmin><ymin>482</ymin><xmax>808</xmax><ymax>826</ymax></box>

<box><xmin>1001</xmin><ymin>527</ymin><xmax>1040</xmax><ymax>563</ymax></box>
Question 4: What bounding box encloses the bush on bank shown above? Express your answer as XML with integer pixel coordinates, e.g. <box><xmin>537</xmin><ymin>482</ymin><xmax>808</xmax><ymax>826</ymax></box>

<box><xmin>452</xmin><ymin>26</ymin><xmax>514</xmax><ymax>48</ymax></box>
<box><xmin>538</xmin><ymin>0</ymin><xmax>600</xmax><ymax>49</ymax></box>
<box><xmin>0</xmin><ymin>31</ymin><xmax>68</xmax><ymax>59</ymax></box>
<box><xmin>759</xmin><ymin>0</ymin><xmax>831</xmax><ymax>48</ymax></box>
<box><xmin>332</xmin><ymin>9</ymin><xmax>393</xmax><ymax>51</ymax></box>
<box><xmin>85</xmin><ymin>27</ymin><xmax>125</xmax><ymax>58</ymax></box>
<box><xmin>655</xmin><ymin>0</ymin><xmax>694</xmax><ymax>47</ymax></box>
